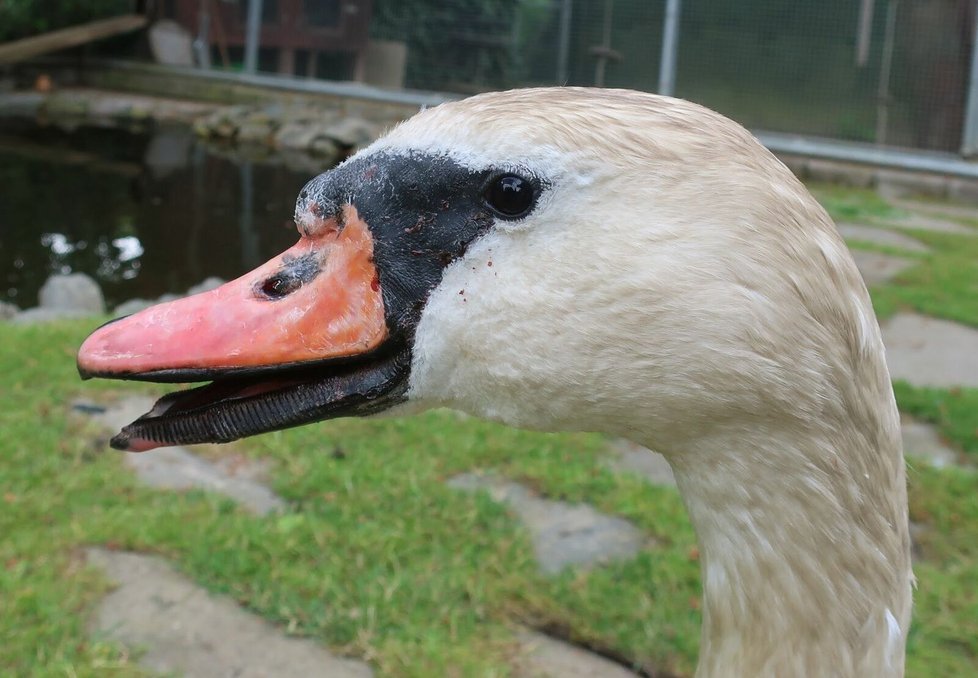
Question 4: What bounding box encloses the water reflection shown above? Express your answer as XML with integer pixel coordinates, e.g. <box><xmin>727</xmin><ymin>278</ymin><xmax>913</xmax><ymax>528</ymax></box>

<box><xmin>0</xmin><ymin>122</ymin><xmax>327</xmax><ymax>308</ymax></box>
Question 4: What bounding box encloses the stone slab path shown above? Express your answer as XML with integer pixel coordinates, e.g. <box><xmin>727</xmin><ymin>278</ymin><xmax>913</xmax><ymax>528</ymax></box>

<box><xmin>891</xmin><ymin>199</ymin><xmax>978</xmax><ymax>228</ymax></box>
<box><xmin>606</xmin><ymin>440</ymin><xmax>676</xmax><ymax>487</ymax></box>
<box><xmin>877</xmin><ymin>210</ymin><xmax>977</xmax><ymax>236</ymax></box>
<box><xmin>80</xmin><ymin>398</ymin><xmax>646</xmax><ymax>676</ymax></box>
<box><xmin>514</xmin><ymin>630</ymin><xmax>640</xmax><ymax>678</ymax></box>
<box><xmin>86</xmin><ymin>548</ymin><xmax>372</xmax><ymax>678</ymax></box>
<box><xmin>849</xmin><ymin>250</ymin><xmax>915</xmax><ymax>286</ymax></box>
<box><xmin>84</xmin><ymin>396</ymin><xmax>285</xmax><ymax>515</ymax></box>
<box><xmin>837</xmin><ymin>223</ymin><xmax>929</xmax><ymax>253</ymax></box>
<box><xmin>901</xmin><ymin>418</ymin><xmax>961</xmax><ymax>469</ymax></box>
<box><xmin>881</xmin><ymin>313</ymin><xmax>978</xmax><ymax>388</ymax></box>
<box><xmin>447</xmin><ymin>472</ymin><xmax>648</xmax><ymax>575</ymax></box>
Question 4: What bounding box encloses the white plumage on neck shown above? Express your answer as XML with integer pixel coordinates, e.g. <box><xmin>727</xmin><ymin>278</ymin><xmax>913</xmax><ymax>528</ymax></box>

<box><xmin>365</xmin><ymin>88</ymin><xmax>913</xmax><ymax>676</ymax></box>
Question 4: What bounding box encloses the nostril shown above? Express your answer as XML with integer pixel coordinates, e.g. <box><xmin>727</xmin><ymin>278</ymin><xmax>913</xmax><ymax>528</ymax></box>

<box><xmin>259</xmin><ymin>272</ymin><xmax>303</xmax><ymax>299</ymax></box>
<box><xmin>257</xmin><ymin>253</ymin><xmax>322</xmax><ymax>300</ymax></box>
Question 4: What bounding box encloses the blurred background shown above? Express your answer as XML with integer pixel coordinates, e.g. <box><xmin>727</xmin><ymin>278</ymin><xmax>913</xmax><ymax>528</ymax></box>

<box><xmin>4</xmin><ymin>1</ymin><xmax>977</xmax><ymax>313</ymax></box>
<box><xmin>2</xmin><ymin>0</ymin><xmax>975</xmax><ymax>152</ymax></box>
<box><xmin>2</xmin><ymin>5</ymin><xmax>978</xmax><ymax>676</ymax></box>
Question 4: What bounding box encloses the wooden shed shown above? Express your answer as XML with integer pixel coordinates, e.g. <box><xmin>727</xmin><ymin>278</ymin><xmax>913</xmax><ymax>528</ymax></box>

<box><xmin>161</xmin><ymin>0</ymin><xmax>373</xmax><ymax>78</ymax></box>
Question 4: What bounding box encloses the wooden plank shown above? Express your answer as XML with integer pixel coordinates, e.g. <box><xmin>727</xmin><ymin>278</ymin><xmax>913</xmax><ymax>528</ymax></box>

<box><xmin>0</xmin><ymin>15</ymin><xmax>148</xmax><ymax>65</ymax></box>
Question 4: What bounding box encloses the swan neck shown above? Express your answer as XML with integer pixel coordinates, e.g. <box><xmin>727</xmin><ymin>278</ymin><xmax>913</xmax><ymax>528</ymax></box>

<box><xmin>667</xmin><ymin>423</ymin><xmax>911</xmax><ymax>678</ymax></box>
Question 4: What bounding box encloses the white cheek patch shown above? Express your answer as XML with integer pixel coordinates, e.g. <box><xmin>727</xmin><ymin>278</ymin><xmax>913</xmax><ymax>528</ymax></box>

<box><xmin>366</xmin><ymin>120</ymin><xmax>568</xmax><ymax>175</ymax></box>
<box><xmin>363</xmin><ymin>117</ymin><xmax>602</xmax><ymax>195</ymax></box>
<box><xmin>403</xmin><ymin>223</ymin><xmax>554</xmax><ymax>421</ymax></box>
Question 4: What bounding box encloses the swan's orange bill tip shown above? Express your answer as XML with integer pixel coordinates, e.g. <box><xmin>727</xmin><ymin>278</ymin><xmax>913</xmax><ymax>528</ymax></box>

<box><xmin>77</xmin><ymin>206</ymin><xmax>388</xmax><ymax>377</ymax></box>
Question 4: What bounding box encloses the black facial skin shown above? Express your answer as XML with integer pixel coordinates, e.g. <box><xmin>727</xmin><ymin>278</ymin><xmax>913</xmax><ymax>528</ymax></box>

<box><xmin>297</xmin><ymin>151</ymin><xmax>524</xmax><ymax>338</ymax></box>
<box><xmin>89</xmin><ymin>152</ymin><xmax>543</xmax><ymax>449</ymax></box>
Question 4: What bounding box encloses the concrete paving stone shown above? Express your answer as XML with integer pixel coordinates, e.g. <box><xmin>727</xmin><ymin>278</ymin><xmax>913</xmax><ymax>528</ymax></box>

<box><xmin>881</xmin><ymin>313</ymin><xmax>978</xmax><ymax>388</ymax></box>
<box><xmin>86</xmin><ymin>548</ymin><xmax>372</xmax><ymax>678</ymax></box>
<box><xmin>892</xmin><ymin>198</ymin><xmax>978</xmax><ymax>225</ymax></box>
<box><xmin>878</xmin><ymin>211</ymin><xmax>977</xmax><ymax>236</ymax></box>
<box><xmin>88</xmin><ymin>396</ymin><xmax>286</xmax><ymax>515</ymax></box>
<box><xmin>901</xmin><ymin>418</ymin><xmax>960</xmax><ymax>469</ymax></box>
<box><xmin>514</xmin><ymin>630</ymin><xmax>641</xmax><ymax>678</ymax></box>
<box><xmin>849</xmin><ymin>250</ymin><xmax>915</xmax><ymax>286</ymax></box>
<box><xmin>836</xmin><ymin>223</ymin><xmax>930</xmax><ymax>253</ymax></box>
<box><xmin>605</xmin><ymin>440</ymin><xmax>676</xmax><ymax>487</ymax></box>
<box><xmin>447</xmin><ymin>472</ymin><xmax>647</xmax><ymax>575</ymax></box>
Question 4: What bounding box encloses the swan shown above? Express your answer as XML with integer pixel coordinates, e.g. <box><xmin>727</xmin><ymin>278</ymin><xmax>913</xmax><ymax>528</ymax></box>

<box><xmin>77</xmin><ymin>87</ymin><xmax>912</xmax><ymax>677</ymax></box>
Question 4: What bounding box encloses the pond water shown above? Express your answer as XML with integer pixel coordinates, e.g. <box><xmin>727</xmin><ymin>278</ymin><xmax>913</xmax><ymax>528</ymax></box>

<box><xmin>0</xmin><ymin>122</ymin><xmax>333</xmax><ymax>309</ymax></box>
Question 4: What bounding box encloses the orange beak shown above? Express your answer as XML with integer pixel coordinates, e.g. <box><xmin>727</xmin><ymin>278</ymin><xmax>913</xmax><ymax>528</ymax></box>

<box><xmin>77</xmin><ymin>147</ymin><xmax>499</xmax><ymax>452</ymax></box>
<box><xmin>78</xmin><ymin>205</ymin><xmax>387</xmax><ymax>380</ymax></box>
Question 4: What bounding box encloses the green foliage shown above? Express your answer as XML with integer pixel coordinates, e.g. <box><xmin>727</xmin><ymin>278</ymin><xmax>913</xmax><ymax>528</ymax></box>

<box><xmin>0</xmin><ymin>0</ymin><xmax>130</xmax><ymax>42</ymax></box>
<box><xmin>371</xmin><ymin>0</ymin><xmax>527</xmax><ymax>91</ymax></box>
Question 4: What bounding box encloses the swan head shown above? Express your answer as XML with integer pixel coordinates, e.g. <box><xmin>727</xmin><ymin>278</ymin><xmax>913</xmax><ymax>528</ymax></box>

<box><xmin>77</xmin><ymin>87</ymin><xmax>912</xmax><ymax>674</ymax></box>
<box><xmin>77</xmin><ymin>87</ymin><xmax>882</xmax><ymax>457</ymax></box>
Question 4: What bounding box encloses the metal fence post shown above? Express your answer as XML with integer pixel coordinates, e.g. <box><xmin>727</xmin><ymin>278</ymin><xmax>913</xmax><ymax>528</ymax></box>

<box><xmin>875</xmin><ymin>0</ymin><xmax>899</xmax><ymax>146</ymax></box>
<box><xmin>962</xmin><ymin>7</ymin><xmax>978</xmax><ymax>156</ymax></box>
<box><xmin>193</xmin><ymin>2</ymin><xmax>212</xmax><ymax>69</ymax></box>
<box><xmin>659</xmin><ymin>0</ymin><xmax>681</xmax><ymax>97</ymax></box>
<box><xmin>556</xmin><ymin>0</ymin><xmax>573</xmax><ymax>84</ymax></box>
<box><xmin>244</xmin><ymin>0</ymin><xmax>263</xmax><ymax>74</ymax></box>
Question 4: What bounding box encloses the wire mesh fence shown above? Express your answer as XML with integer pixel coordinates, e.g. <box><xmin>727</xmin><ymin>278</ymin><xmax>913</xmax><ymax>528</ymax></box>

<box><xmin>369</xmin><ymin>0</ymin><xmax>976</xmax><ymax>153</ymax></box>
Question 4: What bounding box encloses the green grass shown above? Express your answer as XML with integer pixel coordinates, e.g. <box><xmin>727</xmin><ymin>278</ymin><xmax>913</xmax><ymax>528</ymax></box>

<box><xmin>812</xmin><ymin>184</ymin><xmax>978</xmax><ymax>326</ymax></box>
<box><xmin>893</xmin><ymin>382</ymin><xmax>978</xmax><ymax>462</ymax></box>
<box><xmin>2</xmin><ymin>186</ymin><xmax>978</xmax><ymax>676</ymax></box>
<box><xmin>810</xmin><ymin>183</ymin><xmax>904</xmax><ymax>223</ymax></box>
<box><xmin>0</xmin><ymin>321</ymin><xmax>699</xmax><ymax>677</ymax></box>
<box><xmin>863</xmin><ymin>226</ymin><xmax>978</xmax><ymax>327</ymax></box>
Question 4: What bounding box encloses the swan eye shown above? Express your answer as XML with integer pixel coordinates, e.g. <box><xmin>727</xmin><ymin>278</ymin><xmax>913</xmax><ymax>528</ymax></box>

<box><xmin>484</xmin><ymin>174</ymin><xmax>535</xmax><ymax>218</ymax></box>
